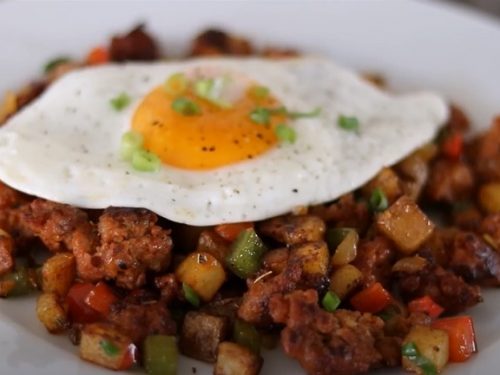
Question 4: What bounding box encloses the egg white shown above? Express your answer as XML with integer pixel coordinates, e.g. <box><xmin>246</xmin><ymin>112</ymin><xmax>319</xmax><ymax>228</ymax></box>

<box><xmin>0</xmin><ymin>57</ymin><xmax>448</xmax><ymax>225</ymax></box>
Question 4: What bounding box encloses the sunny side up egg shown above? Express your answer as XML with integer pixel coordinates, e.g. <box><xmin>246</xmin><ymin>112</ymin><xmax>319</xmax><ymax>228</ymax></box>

<box><xmin>0</xmin><ymin>57</ymin><xmax>448</xmax><ymax>225</ymax></box>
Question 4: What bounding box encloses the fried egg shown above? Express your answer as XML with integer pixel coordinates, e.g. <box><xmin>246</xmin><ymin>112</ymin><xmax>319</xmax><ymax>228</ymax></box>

<box><xmin>0</xmin><ymin>57</ymin><xmax>447</xmax><ymax>225</ymax></box>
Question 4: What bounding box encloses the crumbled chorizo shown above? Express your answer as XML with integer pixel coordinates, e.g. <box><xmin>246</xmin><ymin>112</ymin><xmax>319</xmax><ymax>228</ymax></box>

<box><xmin>426</xmin><ymin>159</ymin><xmax>475</xmax><ymax>203</ymax></box>
<box><xmin>97</xmin><ymin>208</ymin><xmax>172</xmax><ymax>289</ymax></box>
<box><xmin>270</xmin><ymin>289</ymin><xmax>384</xmax><ymax>375</ymax></box>
<box><xmin>0</xmin><ymin>230</ymin><xmax>14</xmax><ymax>276</ymax></box>
<box><xmin>258</xmin><ymin>214</ymin><xmax>325</xmax><ymax>245</ymax></box>
<box><xmin>154</xmin><ymin>273</ymin><xmax>181</xmax><ymax>304</ymax></box>
<box><xmin>480</xmin><ymin>213</ymin><xmax>500</xmax><ymax>249</ymax></box>
<box><xmin>471</xmin><ymin>116</ymin><xmax>500</xmax><ymax>182</ymax></box>
<box><xmin>449</xmin><ymin>231</ymin><xmax>500</xmax><ymax>286</ymax></box>
<box><xmin>191</xmin><ymin>29</ymin><xmax>252</xmax><ymax>56</ymax></box>
<box><xmin>352</xmin><ymin>236</ymin><xmax>396</xmax><ymax>288</ymax></box>
<box><xmin>110</xmin><ymin>24</ymin><xmax>159</xmax><ymax>62</ymax></box>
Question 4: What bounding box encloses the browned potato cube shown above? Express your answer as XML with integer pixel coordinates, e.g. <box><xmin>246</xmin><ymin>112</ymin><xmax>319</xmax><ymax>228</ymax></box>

<box><xmin>80</xmin><ymin>323</ymin><xmax>136</xmax><ymax>370</ymax></box>
<box><xmin>42</xmin><ymin>253</ymin><xmax>76</xmax><ymax>297</ymax></box>
<box><xmin>259</xmin><ymin>215</ymin><xmax>325</xmax><ymax>245</ymax></box>
<box><xmin>214</xmin><ymin>342</ymin><xmax>263</xmax><ymax>375</ymax></box>
<box><xmin>180</xmin><ymin>311</ymin><xmax>230</xmax><ymax>363</ymax></box>
<box><xmin>289</xmin><ymin>241</ymin><xmax>329</xmax><ymax>278</ymax></box>
<box><xmin>376</xmin><ymin>196</ymin><xmax>435</xmax><ymax>254</ymax></box>
<box><xmin>479</xmin><ymin>183</ymin><xmax>500</xmax><ymax>213</ymax></box>
<box><xmin>36</xmin><ymin>292</ymin><xmax>68</xmax><ymax>333</ymax></box>
<box><xmin>363</xmin><ymin>167</ymin><xmax>403</xmax><ymax>204</ymax></box>
<box><xmin>402</xmin><ymin>325</ymin><xmax>449</xmax><ymax>373</ymax></box>
<box><xmin>329</xmin><ymin>264</ymin><xmax>363</xmax><ymax>299</ymax></box>
<box><xmin>197</xmin><ymin>229</ymin><xmax>230</xmax><ymax>263</ymax></box>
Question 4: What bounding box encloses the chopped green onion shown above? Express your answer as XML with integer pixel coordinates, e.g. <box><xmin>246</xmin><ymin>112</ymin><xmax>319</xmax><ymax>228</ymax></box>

<box><xmin>0</xmin><ymin>267</ymin><xmax>38</xmax><ymax>297</ymax></box>
<box><xmin>131</xmin><ymin>149</ymin><xmax>161</xmax><ymax>172</ymax></box>
<box><xmin>194</xmin><ymin>78</ymin><xmax>214</xmax><ymax>98</ymax></box>
<box><xmin>144</xmin><ymin>335</ymin><xmax>178</xmax><ymax>375</ymax></box>
<box><xmin>233</xmin><ymin>319</ymin><xmax>261</xmax><ymax>354</ymax></box>
<box><xmin>164</xmin><ymin>73</ymin><xmax>188</xmax><ymax>96</ymax></box>
<box><xmin>249</xmin><ymin>108</ymin><xmax>271</xmax><ymax>125</ymax></box>
<box><xmin>325</xmin><ymin>228</ymin><xmax>352</xmax><ymax>249</ymax></box>
<box><xmin>226</xmin><ymin>228</ymin><xmax>267</xmax><ymax>279</ymax></box>
<box><xmin>100</xmin><ymin>339</ymin><xmax>120</xmax><ymax>357</ymax></box>
<box><xmin>287</xmin><ymin>107</ymin><xmax>321</xmax><ymax>119</ymax></box>
<box><xmin>401</xmin><ymin>342</ymin><xmax>437</xmax><ymax>375</ymax></box>
<box><xmin>193</xmin><ymin>77</ymin><xmax>231</xmax><ymax>108</ymax></box>
<box><xmin>171</xmin><ymin>97</ymin><xmax>201</xmax><ymax>116</ymax></box>
<box><xmin>369</xmin><ymin>188</ymin><xmax>388</xmax><ymax>212</ymax></box>
<box><xmin>182</xmin><ymin>282</ymin><xmax>200</xmax><ymax>307</ymax></box>
<box><xmin>275</xmin><ymin>124</ymin><xmax>297</xmax><ymax>144</ymax></box>
<box><xmin>322</xmin><ymin>291</ymin><xmax>341</xmax><ymax>312</ymax></box>
<box><xmin>110</xmin><ymin>93</ymin><xmax>131</xmax><ymax>111</ymax></box>
<box><xmin>338</xmin><ymin>115</ymin><xmax>360</xmax><ymax>132</ymax></box>
<box><xmin>120</xmin><ymin>131</ymin><xmax>143</xmax><ymax>161</ymax></box>
<box><xmin>44</xmin><ymin>56</ymin><xmax>71</xmax><ymax>73</ymax></box>
<box><xmin>249</xmin><ymin>85</ymin><xmax>270</xmax><ymax>100</ymax></box>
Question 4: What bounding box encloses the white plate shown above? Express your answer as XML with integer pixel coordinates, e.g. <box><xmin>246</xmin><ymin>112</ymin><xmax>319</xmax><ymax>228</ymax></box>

<box><xmin>1</xmin><ymin>1</ymin><xmax>500</xmax><ymax>374</ymax></box>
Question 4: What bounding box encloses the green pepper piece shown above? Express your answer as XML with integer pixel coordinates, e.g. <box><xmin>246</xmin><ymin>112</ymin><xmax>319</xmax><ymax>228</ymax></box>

<box><xmin>226</xmin><ymin>228</ymin><xmax>267</xmax><ymax>279</ymax></box>
<box><xmin>233</xmin><ymin>319</ymin><xmax>261</xmax><ymax>354</ymax></box>
<box><xmin>402</xmin><ymin>342</ymin><xmax>437</xmax><ymax>375</ymax></box>
<box><xmin>325</xmin><ymin>227</ymin><xmax>353</xmax><ymax>249</ymax></box>
<box><xmin>144</xmin><ymin>335</ymin><xmax>178</xmax><ymax>375</ymax></box>
<box><xmin>0</xmin><ymin>268</ymin><xmax>38</xmax><ymax>297</ymax></box>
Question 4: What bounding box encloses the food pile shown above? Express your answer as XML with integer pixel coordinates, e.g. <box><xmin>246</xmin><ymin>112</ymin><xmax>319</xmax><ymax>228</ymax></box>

<box><xmin>1</xmin><ymin>25</ymin><xmax>500</xmax><ymax>375</ymax></box>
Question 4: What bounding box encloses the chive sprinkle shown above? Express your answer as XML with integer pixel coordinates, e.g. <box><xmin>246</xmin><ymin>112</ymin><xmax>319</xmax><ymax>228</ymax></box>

<box><xmin>275</xmin><ymin>124</ymin><xmax>297</xmax><ymax>144</ymax></box>
<box><xmin>120</xmin><ymin>131</ymin><xmax>143</xmax><ymax>161</ymax></box>
<box><xmin>249</xmin><ymin>108</ymin><xmax>272</xmax><ymax>125</ymax></box>
<box><xmin>100</xmin><ymin>339</ymin><xmax>120</xmax><ymax>357</ymax></box>
<box><xmin>287</xmin><ymin>107</ymin><xmax>322</xmax><ymax>119</ymax></box>
<box><xmin>131</xmin><ymin>149</ymin><xmax>161</xmax><ymax>172</ymax></box>
<box><xmin>338</xmin><ymin>115</ymin><xmax>360</xmax><ymax>132</ymax></box>
<box><xmin>172</xmin><ymin>97</ymin><xmax>201</xmax><ymax>116</ymax></box>
<box><xmin>322</xmin><ymin>291</ymin><xmax>341</xmax><ymax>312</ymax></box>
<box><xmin>369</xmin><ymin>188</ymin><xmax>388</xmax><ymax>212</ymax></box>
<box><xmin>110</xmin><ymin>93</ymin><xmax>131</xmax><ymax>111</ymax></box>
<box><xmin>44</xmin><ymin>56</ymin><xmax>71</xmax><ymax>73</ymax></box>
<box><xmin>182</xmin><ymin>282</ymin><xmax>200</xmax><ymax>307</ymax></box>
<box><xmin>249</xmin><ymin>85</ymin><xmax>270</xmax><ymax>100</ymax></box>
<box><xmin>164</xmin><ymin>72</ymin><xmax>188</xmax><ymax>96</ymax></box>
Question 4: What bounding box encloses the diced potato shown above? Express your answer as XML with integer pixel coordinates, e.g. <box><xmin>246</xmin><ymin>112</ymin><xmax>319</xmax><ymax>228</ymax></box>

<box><xmin>479</xmin><ymin>183</ymin><xmax>500</xmax><ymax>213</ymax></box>
<box><xmin>396</xmin><ymin>154</ymin><xmax>429</xmax><ymax>201</ymax></box>
<box><xmin>197</xmin><ymin>229</ymin><xmax>230</xmax><ymax>263</ymax></box>
<box><xmin>329</xmin><ymin>264</ymin><xmax>363</xmax><ymax>299</ymax></box>
<box><xmin>363</xmin><ymin>167</ymin><xmax>403</xmax><ymax>204</ymax></box>
<box><xmin>42</xmin><ymin>253</ymin><xmax>76</xmax><ymax>297</ymax></box>
<box><xmin>214</xmin><ymin>342</ymin><xmax>263</xmax><ymax>375</ymax></box>
<box><xmin>80</xmin><ymin>323</ymin><xmax>136</xmax><ymax>370</ymax></box>
<box><xmin>0</xmin><ymin>92</ymin><xmax>17</xmax><ymax>124</ymax></box>
<box><xmin>289</xmin><ymin>241</ymin><xmax>329</xmax><ymax>278</ymax></box>
<box><xmin>179</xmin><ymin>311</ymin><xmax>230</xmax><ymax>363</ymax></box>
<box><xmin>259</xmin><ymin>215</ymin><xmax>325</xmax><ymax>245</ymax></box>
<box><xmin>36</xmin><ymin>292</ymin><xmax>68</xmax><ymax>333</ymax></box>
<box><xmin>392</xmin><ymin>256</ymin><xmax>428</xmax><ymax>273</ymax></box>
<box><xmin>175</xmin><ymin>252</ymin><xmax>226</xmax><ymax>301</ymax></box>
<box><xmin>402</xmin><ymin>325</ymin><xmax>449</xmax><ymax>374</ymax></box>
<box><xmin>376</xmin><ymin>195</ymin><xmax>435</xmax><ymax>254</ymax></box>
<box><xmin>330</xmin><ymin>229</ymin><xmax>358</xmax><ymax>267</ymax></box>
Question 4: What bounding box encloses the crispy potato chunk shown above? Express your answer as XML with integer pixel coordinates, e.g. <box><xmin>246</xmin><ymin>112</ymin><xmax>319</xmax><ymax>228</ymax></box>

<box><xmin>36</xmin><ymin>292</ymin><xmax>68</xmax><ymax>333</ymax></box>
<box><xmin>289</xmin><ymin>241</ymin><xmax>329</xmax><ymax>280</ymax></box>
<box><xmin>329</xmin><ymin>264</ymin><xmax>363</xmax><ymax>299</ymax></box>
<box><xmin>259</xmin><ymin>215</ymin><xmax>325</xmax><ymax>245</ymax></box>
<box><xmin>179</xmin><ymin>311</ymin><xmax>230</xmax><ymax>363</ymax></box>
<box><xmin>479</xmin><ymin>183</ymin><xmax>500</xmax><ymax>213</ymax></box>
<box><xmin>402</xmin><ymin>325</ymin><xmax>449</xmax><ymax>373</ymax></box>
<box><xmin>376</xmin><ymin>196</ymin><xmax>435</xmax><ymax>254</ymax></box>
<box><xmin>214</xmin><ymin>342</ymin><xmax>263</xmax><ymax>375</ymax></box>
<box><xmin>80</xmin><ymin>323</ymin><xmax>136</xmax><ymax>370</ymax></box>
<box><xmin>42</xmin><ymin>253</ymin><xmax>76</xmax><ymax>297</ymax></box>
<box><xmin>363</xmin><ymin>167</ymin><xmax>403</xmax><ymax>204</ymax></box>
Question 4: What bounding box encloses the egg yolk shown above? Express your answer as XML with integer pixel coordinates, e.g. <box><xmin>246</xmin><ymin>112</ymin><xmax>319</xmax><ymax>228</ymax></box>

<box><xmin>131</xmin><ymin>85</ymin><xmax>284</xmax><ymax>170</ymax></box>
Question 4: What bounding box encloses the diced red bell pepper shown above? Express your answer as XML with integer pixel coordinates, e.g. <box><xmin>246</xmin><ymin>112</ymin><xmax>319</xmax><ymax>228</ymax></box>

<box><xmin>350</xmin><ymin>282</ymin><xmax>392</xmax><ymax>313</ymax></box>
<box><xmin>408</xmin><ymin>295</ymin><xmax>444</xmax><ymax>319</ymax></box>
<box><xmin>432</xmin><ymin>316</ymin><xmax>477</xmax><ymax>362</ymax></box>
<box><xmin>85</xmin><ymin>281</ymin><xmax>119</xmax><ymax>316</ymax></box>
<box><xmin>214</xmin><ymin>222</ymin><xmax>254</xmax><ymax>242</ymax></box>
<box><xmin>442</xmin><ymin>133</ymin><xmax>463</xmax><ymax>160</ymax></box>
<box><xmin>118</xmin><ymin>343</ymin><xmax>138</xmax><ymax>370</ymax></box>
<box><xmin>86</xmin><ymin>46</ymin><xmax>109</xmax><ymax>65</ymax></box>
<box><xmin>66</xmin><ymin>283</ymin><xmax>101</xmax><ymax>323</ymax></box>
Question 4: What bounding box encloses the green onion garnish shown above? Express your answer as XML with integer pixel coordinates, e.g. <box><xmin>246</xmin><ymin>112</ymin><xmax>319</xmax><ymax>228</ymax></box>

<box><xmin>249</xmin><ymin>108</ymin><xmax>272</xmax><ymax>125</ymax></box>
<box><xmin>131</xmin><ymin>149</ymin><xmax>161</xmax><ymax>172</ymax></box>
<box><xmin>287</xmin><ymin>107</ymin><xmax>322</xmax><ymax>119</ymax></box>
<box><xmin>401</xmin><ymin>342</ymin><xmax>437</xmax><ymax>375</ymax></box>
<box><xmin>120</xmin><ymin>131</ymin><xmax>143</xmax><ymax>161</ymax></box>
<box><xmin>338</xmin><ymin>115</ymin><xmax>360</xmax><ymax>132</ymax></box>
<box><xmin>369</xmin><ymin>188</ymin><xmax>388</xmax><ymax>212</ymax></box>
<box><xmin>44</xmin><ymin>56</ymin><xmax>71</xmax><ymax>73</ymax></box>
<box><xmin>249</xmin><ymin>85</ymin><xmax>270</xmax><ymax>100</ymax></box>
<box><xmin>274</xmin><ymin>124</ymin><xmax>297</xmax><ymax>144</ymax></box>
<box><xmin>164</xmin><ymin>73</ymin><xmax>188</xmax><ymax>96</ymax></box>
<box><xmin>194</xmin><ymin>77</ymin><xmax>231</xmax><ymax>108</ymax></box>
<box><xmin>110</xmin><ymin>93</ymin><xmax>131</xmax><ymax>111</ymax></box>
<box><xmin>100</xmin><ymin>339</ymin><xmax>120</xmax><ymax>357</ymax></box>
<box><xmin>172</xmin><ymin>97</ymin><xmax>201</xmax><ymax>116</ymax></box>
<box><xmin>322</xmin><ymin>291</ymin><xmax>341</xmax><ymax>312</ymax></box>
<box><xmin>182</xmin><ymin>282</ymin><xmax>200</xmax><ymax>307</ymax></box>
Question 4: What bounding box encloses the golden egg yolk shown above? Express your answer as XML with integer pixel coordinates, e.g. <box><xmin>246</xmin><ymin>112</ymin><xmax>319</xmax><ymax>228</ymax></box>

<box><xmin>131</xmin><ymin>87</ymin><xmax>284</xmax><ymax>170</ymax></box>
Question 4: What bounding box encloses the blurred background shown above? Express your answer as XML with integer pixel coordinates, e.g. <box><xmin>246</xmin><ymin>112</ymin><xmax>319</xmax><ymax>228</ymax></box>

<box><xmin>446</xmin><ymin>0</ymin><xmax>500</xmax><ymax>16</ymax></box>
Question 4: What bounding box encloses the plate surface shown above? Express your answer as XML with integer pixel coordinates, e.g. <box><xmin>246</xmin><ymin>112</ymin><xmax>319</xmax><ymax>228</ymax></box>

<box><xmin>1</xmin><ymin>1</ymin><xmax>500</xmax><ymax>374</ymax></box>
